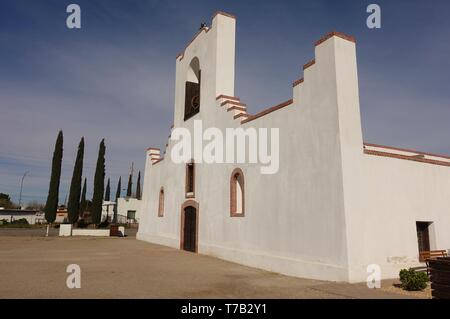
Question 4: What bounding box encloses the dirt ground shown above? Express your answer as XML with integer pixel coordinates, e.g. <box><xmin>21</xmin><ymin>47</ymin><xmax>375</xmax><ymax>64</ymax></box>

<box><xmin>0</xmin><ymin>230</ymin><xmax>427</xmax><ymax>299</ymax></box>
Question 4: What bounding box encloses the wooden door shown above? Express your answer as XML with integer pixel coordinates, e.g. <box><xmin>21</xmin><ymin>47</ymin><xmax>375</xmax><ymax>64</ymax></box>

<box><xmin>416</xmin><ymin>222</ymin><xmax>430</xmax><ymax>260</ymax></box>
<box><xmin>183</xmin><ymin>206</ymin><xmax>197</xmax><ymax>252</ymax></box>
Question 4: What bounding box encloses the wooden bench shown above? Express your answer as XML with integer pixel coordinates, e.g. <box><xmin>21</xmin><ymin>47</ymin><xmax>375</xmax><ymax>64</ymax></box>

<box><xmin>418</xmin><ymin>250</ymin><xmax>449</xmax><ymax>277</ymax></box>
<box><xmin>420</xmin><ymin>250</ymin><xmax>448</xmax><ymax>262</ymax></box>
<box><xmin>411</xmin><ymin>265</ymin><xmax>428</xmax><ymax>275</ymax></box>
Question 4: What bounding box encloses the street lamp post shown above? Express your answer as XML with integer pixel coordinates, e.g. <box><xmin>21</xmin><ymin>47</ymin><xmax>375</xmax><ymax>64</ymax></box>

<box><xmin>18</xmin><ymin>171</ymin><xmax>30</xmax><ymax>210</ymax></box>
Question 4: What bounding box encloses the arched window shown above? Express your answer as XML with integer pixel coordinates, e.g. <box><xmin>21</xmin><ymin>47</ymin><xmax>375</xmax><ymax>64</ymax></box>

<box><xmin>184</xmin><ymin>57</ymin><xmax>201</xmax><ymax>121</ymax></box>
<box><xmin>158</xmin><ymin>188</ymin><xmax>164</xmax><ymax>217</ymax></box>
<box><xmin>230</xmin><ymin>168</ymin><xmax>245</xmax><ymax>217</ymax></box>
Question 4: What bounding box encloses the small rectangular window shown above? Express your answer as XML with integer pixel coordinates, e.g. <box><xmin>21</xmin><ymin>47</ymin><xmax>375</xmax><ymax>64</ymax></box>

<box><xmin>186</xmin><ymin>163</ymin><xmax>195</xmax><ymax>198</ymax></box>
<box><xmin>127</xmin><ymin>210</ymin><xmax>136</xmax><ymax>220</ymax></box>
<box><xmin>158</xmin><ymin>188</ymin><xmax>164</xmax><ymax>217</ymax></box>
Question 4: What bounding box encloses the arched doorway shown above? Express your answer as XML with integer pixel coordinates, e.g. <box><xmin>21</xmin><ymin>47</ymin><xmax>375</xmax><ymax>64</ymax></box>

<box><xmin>180</xmin><ymin>200</ymin><xmax>199</xmax><ymax>253</ymax></box>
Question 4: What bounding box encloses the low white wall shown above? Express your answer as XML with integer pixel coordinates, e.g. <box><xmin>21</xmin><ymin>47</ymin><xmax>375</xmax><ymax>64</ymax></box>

<box><xmin>72</xmin><ymin>229</ymin><xmax>110</xmax><ymax>237</ymax></box>
<box><xmin>59</xmin><ymin>224</ymin><xmax>72</xmax><ymax>236</ymax></box>
<box><xmin>58</xmin><ymin>226</ymin><xmax>126</xmax><ymax>237</ymax></box>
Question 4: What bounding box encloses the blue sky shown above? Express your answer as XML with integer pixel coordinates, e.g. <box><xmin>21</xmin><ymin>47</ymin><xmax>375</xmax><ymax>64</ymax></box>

<box><xmin>0</xmin><ymin>0</ymin><xmax>449</xmax><ymax>204</ymax></box>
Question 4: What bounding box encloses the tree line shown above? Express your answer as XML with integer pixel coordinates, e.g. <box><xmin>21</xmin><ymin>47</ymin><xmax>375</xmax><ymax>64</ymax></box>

<box><xmin>44</xmin><ymin>130</ymin><xmax>141</xmax><ymax>227</ymax></box>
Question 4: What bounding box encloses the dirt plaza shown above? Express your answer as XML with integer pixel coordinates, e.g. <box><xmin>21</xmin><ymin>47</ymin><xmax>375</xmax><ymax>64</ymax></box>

<box><xmin>0</xmin><ymin>229</ymin><xmax>427</xmax><ymax>299</ymax></box>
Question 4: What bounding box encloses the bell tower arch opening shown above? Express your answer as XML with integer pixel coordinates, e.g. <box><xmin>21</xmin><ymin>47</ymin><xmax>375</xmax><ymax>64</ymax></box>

<box><xmin>184</xmin><ymin>57</ymin><xmax>201</xmax><ymax>121</ymax></box>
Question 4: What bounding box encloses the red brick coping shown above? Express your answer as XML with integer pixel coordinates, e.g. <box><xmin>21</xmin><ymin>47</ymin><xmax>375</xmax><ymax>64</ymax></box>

<box><xmin>315</xmin><ymin>31</ymin><xmax>356</xmax><ymax>46</ymax></box>
<box><xmin>363</xmin><ymin>143</ymin><xmax>450</xmax><ymax>167</ymax></box>
<box><xmin>241</xmin><ymin>99</ymin><xmax>294</xmax><ymax>124</ymax></box>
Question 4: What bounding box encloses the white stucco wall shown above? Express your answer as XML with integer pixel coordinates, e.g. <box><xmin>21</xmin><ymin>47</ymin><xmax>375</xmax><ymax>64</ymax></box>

<box><xmin>0</xmin><ymin>212</ymin><xmax>40</xmax><ymax>224</ymax></box>
<box><xmin>137</xmin><ymin>12</ymin><xmax>450</xmax><ymax>283</ymax></box>
<box><xmin>342</xmin><ymin>150</ymin><xmax>450</xmax><ymax>282</ymax></box>
<box><xmin>102</xmin><ymin>201</ymin><xmax>115</xmax><ymax>222</ymax></box>
<box><xmin>138</xmin><ymin>13</ymin><xmax>350</xmax><ymax>282</ymax></box>
<box><xmin>117</xmin><ymin>197</ymin><xmax>142</xmax><ymax>223</ymax></box>
<box><xmin>102</xmin><ymin>198</ymin><xmax>142</xmax><ymax>223</ymax></box>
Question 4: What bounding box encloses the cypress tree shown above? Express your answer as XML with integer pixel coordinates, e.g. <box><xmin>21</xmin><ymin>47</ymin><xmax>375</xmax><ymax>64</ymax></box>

<box><xmin>126</xmin><ymin>173</ymin><xmax>133</xmax><ymax>197</ymax></box>
<box><xmin>79</xmin><ymin>177</ymin><xmax>87</xmax><ymax>218</ymax></box>
<box><xmin>136</xmin><ymin>171</ymin><xmax>141</xmax><ymax>200</ymax></box>
<box><xmin>104</xmin><ymin>177</ymin><xmax>111</xmax><ymax>222</ymax></box>
<box><xmin>91</xmin><ymin>139</ymin><xmax>105</xmax><ymax>225</ymax></box>
<box><xmin>113</xmin><ymin>176</ymin><xmax>121</xmax><ymax>223</ymax></box>
<box><xmin>45</xmin><ymin>130</ymin><xmax>63</xmax><ymax>225</ymax></box>
<box><xmin>67</xmin><ymin>137</ymin><xmax>84</xmax><ymax>224</ymax></box>
<box><xmin>105</xmin><ymin>178</ymin><xmax>111</xmax><ymax>201</ymax></box>
<box><xmin>115</xmin><ymin>176</ymin><xmax>121</xmax><ymax>200</ymax></box>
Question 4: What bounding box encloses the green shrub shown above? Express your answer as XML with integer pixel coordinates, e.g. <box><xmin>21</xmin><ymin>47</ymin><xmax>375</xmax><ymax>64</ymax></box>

<box><xmin>399</xmin><ymin>268</ymin><xmax>428</xmax><ymax>291</ymax></box>
<box><xmin>399</xmin><ymin>269</ymin><xmax>410</xmax><ymax>282</ymax></box>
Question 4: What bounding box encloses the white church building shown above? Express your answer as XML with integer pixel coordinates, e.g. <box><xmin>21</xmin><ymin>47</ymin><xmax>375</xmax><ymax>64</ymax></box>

<box><xmin>137</xmin><ymin>12</ymin><xmax>450</xmax><ymax>283</ymax></box>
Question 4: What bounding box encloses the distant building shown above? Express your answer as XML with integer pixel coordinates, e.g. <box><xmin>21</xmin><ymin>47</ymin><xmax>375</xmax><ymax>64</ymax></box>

<box><xmin>0</xmin><ymin>209</ymin><xmax>45</xmax><ymax>224</ymax></box>
<box><xmin>54</xmin><ymin>207</ymin><xmax>68</xmax><ymax>224</ymax></box>
<box><xmin>101</xmin><ymin>197</ymin><xmax>141</xmax><ymax>224</ymax></box>
<box><xmin>101</xmin><ymin>201</ymin><xmax>115</xmax><ymax>223</ymax></box>
<box><xmin>117</xmin><ymin>197</ymin><xmax>141</xmax><ymax>223</ymax></box>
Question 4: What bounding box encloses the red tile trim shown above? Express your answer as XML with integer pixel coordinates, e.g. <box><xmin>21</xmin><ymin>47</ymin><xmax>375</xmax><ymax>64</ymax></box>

<box><xmin>233</xmin><ymin>113</ymin><xmax>249</xmax><ymax>120</ymax></box>
<box><xmin>292</xmin><ymin>78</ymin><xmax>304</xmax><ymax>87</ymax></box>
<box><xmin>241</xmin><ymin>99</ymin><xmax>294</xmax><ymax>124</ymax></box>
<box><xmin>227</xmin><ymin>106</ymin><xmax>247</xmax><ymax>112</ymax></box>
<box><xmin>221</xmin><ymin>100</ymin><xmax>247</xmax><ymax>107</ymax></box>
<box><xmin>216</xmin><ymin>95</ymin><xmax>240</xmax><ymax>101</ymax></box>
<box><xmin>303</xmin><ymin>59</ymin><xmax>315</xmax><ymax>70</ymax></box>
<box><xmin>364</xmin><ymin>143</ymin><xmax>450</xmax><ymax>160</ymax></box>
<box><xmin>364</xmin><ymin>149</ymin><xmax>450</xmax><ymax>167</ymax></box>
<box><xmin>315</xmin><ymin>31</ymin><xmax>356</xmax><ymax>47</ymax></box>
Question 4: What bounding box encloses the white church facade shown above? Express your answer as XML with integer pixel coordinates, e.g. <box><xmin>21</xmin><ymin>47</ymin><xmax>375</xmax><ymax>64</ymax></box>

<box><xmin>137</xmin><ymin>12</ymin><xmax>450</xmax><ymax>283</ymax></box>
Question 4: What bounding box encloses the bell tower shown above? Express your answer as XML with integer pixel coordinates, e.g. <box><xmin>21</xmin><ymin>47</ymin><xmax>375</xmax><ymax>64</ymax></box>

<box><xmin>172</xmin><ymin>12</ymin><xmax>236</xmax><ymax>127</ymax></box>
